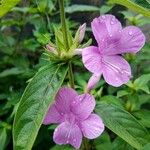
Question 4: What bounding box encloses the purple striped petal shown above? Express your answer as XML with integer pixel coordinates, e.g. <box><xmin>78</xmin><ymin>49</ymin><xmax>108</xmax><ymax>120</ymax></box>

<box><xmin>80</xmin><ymin>114</ymin><xmax>104</xmax><ymax>139</ymax></box>
<box><xmin>102</xmin><ymin>55</ymin><xmax>131</xmax><ymax>87</ymax></box>
<box><xmin>82</xmin><ymin>46</ymin><xmax>103</xmax><ymax>74</ymax></box>
<box><xmin>103</xmin><ymin>26</ymin><xmax>145</xmax><ymax>55</ymax></box>
<box><xmin>43</xmin><ymin>104</ymin><xmax>63</xmax><ymax>125</ymax></box>
<box><xmin>91</xmin><ymin>14</ymin><xmax>122</xmax><ymax>48</ymax></box>
<box><xmin>118</xmin><ymin>26</ymin><xmax>145</xmax><ymax>54</ymax></box>
<box><xmin>55</xmin><ymin>87</ymin><xmax>78</xmax><ymax>114</ymax></box>
<box><xmin>87</xmin><ymin>74</ymin><xmax>101</xmax><ymax>91</ymax></box>
<box><xmin>71</xmin><ymin>94</ymin><xmax>95</xmax><ymax>120</ymax></box>
<box><xmin>53</xmin><ymin>122</ymin><xmax>82</xmax><ymax>149</ymax></box>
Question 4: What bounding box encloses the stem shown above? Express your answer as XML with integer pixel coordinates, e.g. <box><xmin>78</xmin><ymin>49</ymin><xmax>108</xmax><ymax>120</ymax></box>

<box><xmin>68</xmin><ymin>62</ymin><xmax>75</xmax><ymax>89</ymax></box>
<box><xmin>81</xmin><ymin>138</ymin><xmax>90</xmax><ymax>150</ymax></box>
<box><xmin>58</xmin><ymin>0</ymin><xmax>69</xmax><ymax>51</ymax></box>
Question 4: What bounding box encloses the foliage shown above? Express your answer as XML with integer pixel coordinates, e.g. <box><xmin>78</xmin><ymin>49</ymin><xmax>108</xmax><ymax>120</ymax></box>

<box><xmin>0</xmin><ymin>0</ymin><xmax>21</xmax><ymax>17</ymax></box>
<box><xmin>108</xmin><ymin>0</ymin><xmax>150</xmax><ymax>18</ymax></box>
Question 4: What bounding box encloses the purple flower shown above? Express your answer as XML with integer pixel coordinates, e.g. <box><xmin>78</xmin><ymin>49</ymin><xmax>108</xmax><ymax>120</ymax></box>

<box><xmin>82</xmin><ymin>14</ymin><xmax>145</xmax><ymax>89</ymax></box>
<box><xmin>43</xmin><ymin>87</ymin><xmax>104</xmax><ymax>149</ymax></box>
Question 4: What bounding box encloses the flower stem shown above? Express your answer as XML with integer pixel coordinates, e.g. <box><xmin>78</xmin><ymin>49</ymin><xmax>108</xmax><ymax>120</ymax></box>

<box><xmin>81</xmin><ymin>138</ymin><xmax>90</xmax><ymax>150</ymax></box>
<box><xmin>58</xmin><ymin>0</ymin><xmax>69</xmax><ymax>51</ymax></box>
<box><xmin>68</xmin><ymin>62</ymin><xmax>75</xmax><ymax>89</ymax></box>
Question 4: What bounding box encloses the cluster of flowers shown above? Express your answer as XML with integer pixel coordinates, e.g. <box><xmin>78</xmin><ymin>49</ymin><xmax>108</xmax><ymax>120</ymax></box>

<box><xmin>44</xmin><ymin>15</ymin><xmax>145</xmax><ymax>149</ymax></box>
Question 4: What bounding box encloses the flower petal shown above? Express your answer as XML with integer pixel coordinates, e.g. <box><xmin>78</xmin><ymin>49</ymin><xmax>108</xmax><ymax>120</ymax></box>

<box><xmin>82</xmin><ymin>46</ymin><xmax>103</xmax><ymax>74</ymax></box>
<box><xmin>71</xmin><ymin>94</ymin><xmax>95</xmax><ymax>120</ymax></box>
<box><xmin>91</xmin><ymin>14</ymin><xmax>122</xmax><ymax>47</ymax></box>
<box><xmin>103</xmin><ymin>26</ymin><xmax>145</xmax><ymax>55</ymax></box>
<box><xmin>80</xmin><ymin>114</ymin><xmax>104</xmax><ymax>139</ymax></box>
<box><xmin>53</xmin><ymin>122</ymin><xmax>82</xmax><ymax>149</ymax></box>
<box><xmin>43</xmin><ymin>104</ymin><xmax>62</xmax><ymax>125</ymax></box>
<box><xmin>55</xmin><ymin>87</ymin><xmax>78</xmax><ymax>114</ymax></box>
<box><xmin>87</xmin><ymin>74</ymin><xmax>101</xmax><ymax>91</ymax></box>
<box><xmin>119</xmin><ymin>26</ymin><xmax>145</xmax><ymax>54</ymax></box>
<box><xmin>102</xmin><ymin>55</ymin><xmax>131</xmax><ymax>87</ymax></box>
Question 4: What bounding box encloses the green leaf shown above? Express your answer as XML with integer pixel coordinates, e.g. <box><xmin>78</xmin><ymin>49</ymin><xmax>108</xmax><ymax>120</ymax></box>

<box><xmin>100</xmin><ymin>5</ymin><xmax>113</xmax><ymax>14</ymax></box>
<box><xmin>133</xmin><ymin>109</ymin><xmax>150</xmax><ymax>128</ymax></box>
<box><xmin>142</xmin><ymin>143</ymin><xmax>150</xmax><ymax>150</ymax></box>
<box><xmin>65</xmin><ymin>5</ymin><xmax>100</xmax><ymax>13</ymax></box>
<box><xmin>112</xmin><ymin>137</ymin><xmax>134</xmax><ymax>150</ymax></box>
<box><xmin>100</xmin><ymin>95</ymin><xmax>124</xmax><ymax>108</ymax></box>
<box><xmin>94</xmin><ymin>132</ymin><xmax>112</xmax><ymax>150</ymax></box>
<box><xmin>117</xmin><ymin>90</ymin><xmax>129</xmax><ymax>98</ymax></box>
<box><xmin>134</xmin><ymin>74</ymin><xmax>150</xmax><ymax>87</ymax></box>
<box><xmin>13</xmin><ymin>63</ymin><xmax>68</xmax><ymax>150</ymax></box>
<box><xmin>134</xmin><ymin>74</ymin><xmax>150</xmax><ymax>94</ymax></box>
<box><xmin>54</xmin><ymin>27</ymin><xmax>65</xmax><ymax>52</ymax></box>
<box><xmin>95</xmin><ymin>102</ymin><xmax>149</xmax><ymax>149</ymax></box>
<box><xmin>0</xmin><ymin>0</ymin><xmax>21</xmax><ymax>17</ymax></box>
<box><xmin>108</xmin><ymin>0</ymin><xmax>150</xmax><ymax>18</ymax></box>
<box><xmin>0</xmin><ymin>128</ymin><xmax>7</xmax><ymax>150</ymax></box>
<box><xmin>0</xmin><ymin>68</ymin><xmax>24</xmax><ymax>78</ymax></box>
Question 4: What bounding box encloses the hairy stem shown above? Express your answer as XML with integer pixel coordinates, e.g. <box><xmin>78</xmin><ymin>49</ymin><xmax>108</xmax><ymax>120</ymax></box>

<box><xmin>68</xmin><ymin>62</ymin><xmax>75</xmax><ymax>89</ymax></box>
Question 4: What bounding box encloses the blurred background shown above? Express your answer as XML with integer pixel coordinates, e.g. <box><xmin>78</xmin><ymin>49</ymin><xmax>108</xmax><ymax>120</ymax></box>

<box><xmin>0</xmin><ymin>0</ymin><xmax>150</xmax><ymax>149</ymax></box>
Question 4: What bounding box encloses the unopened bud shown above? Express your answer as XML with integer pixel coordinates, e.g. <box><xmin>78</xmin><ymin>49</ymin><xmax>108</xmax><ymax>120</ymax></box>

<box><xmin>46</xmin><ymin>44</ymin><xmax>56</xmax><ymax>53</ymax></box>
<box><xmin>74</xmin><ymin>48</ymin><xmax>82</xmax><ymax>55</ymax></box>
<box><xmin>78</xmin><ymin>23</ymin><xmax>86</xmax><ymax>43</ymax></box>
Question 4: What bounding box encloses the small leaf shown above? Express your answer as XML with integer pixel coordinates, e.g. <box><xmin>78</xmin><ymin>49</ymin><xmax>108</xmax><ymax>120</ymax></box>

<box><xmin>112</xmin><ymin>137</ymin><xmax>134</xmax><ymax>150</ymax></box>
<box><xmin>100</xmin><ymin>5</ymin><xmax>114</xmax><ymax>14</ymax></box>
<box><xmin>95</xmin><ymin>102</ymin><xmax>149</xmax><ymax>149</ymax></box>
<box><xmin>0</xmin><ymin>128</ymin><xmax>7</xmax><ymax>150</ymax></box>
<box><xmin>133</xmin><ymin>109</ymin><xmax>150</xmax><ymax>128</ymax></box>
<box><xmin>65</xmin><ymin>5</ymin><xmax>100</xmax><ymax>13</ymax></box>
<box><xmin>94</xmin><ymin>132</ymin><xmax>112</xmax><ymax>150</ymax></box>
<box><xmin>13</xmin><ymin>63</ymin><xmax>68</xmax><ymax>150</ymax></box>
<box><xmin>108</xmin><ymin>0</ymin><xmax>150</xmax><ymax>18</ymax></box>
<box><xmin>134</xmin><ymin>74</ymin><xmax>150</xmax><ymax>94</ymax></box>
<box><xmin>0</xmin><ymin>0</ymin><xmax>21</xmax><ymax>17</ymax></box>
<box><xmin>0</xmin><ymin>68</ymin><xmax>24</xmax><ymax>78</ymax></box>
<box><xmin>142</xmin><ymin>143</ymin><xmax>150</xmax><ymax>150</ymax></box>
<box><xmin>100</xmin><ymin>95</ymin><xmax>124</xmax><ymax>108</ymax></box>
<box><xmin>134</xmin><ymin>74</ymin><xmax>150</xmax><ymax>87</ymax></box>
<box><xmin>117</xmin><ymin>90</ymin><xmax>129</xmax><ymax>98</ymax></box>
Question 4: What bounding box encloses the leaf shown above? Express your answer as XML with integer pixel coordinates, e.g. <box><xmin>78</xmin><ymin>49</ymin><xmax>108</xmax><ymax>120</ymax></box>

<box><xmin>65</xmin><ymin>5</ymin><xmax>100</xmax><ymax>13</ymax></box>
<box><xmin>112</xmin><ymin>137</ymin><xmax>134</xmax><ymax>150</ymax></box>
<box><xmin>95</xmin><ymin>102</ymin><xmax>149</xmax><ymax>149</ymax></box>
<box><xmin>13</xmin><ymin>63</ymin><xmax>68</xmax><ymax>150</ymax></box>
<box><xmin>117</xmin><ymin>90</ymin><xmax>129</xmax><ymax>98</ymax></box>
<box><xmin>94</xmin><ymin>132</ymin><xmax>112</xmax><ymax>150</ymax></box>
<box><xmin>100</xmin><ymin>5</ymin><xmax>113</xmax><ymax>14</ymax></box>
<box><xmin>100</xmin><ymin>95</ymin><xmax>124</xmax><ymax>108</ymax></box>
<box><xmin>134</xmin><ymin>74</ymin><xmax>150</xmax><ymax>87</ymax></box>
<box><xmin>0</xmin><ymin>0</ymin><xmax>21</xmax><ymax>17</ymax></box>
<box><xmin>134</xmin><ymin>74</ymin><xmax>150</xmax><ymax>94</ymax></box>
<box><xmin>108</xmin><ymin>0</ymin><xmax>150</xmax><ymax>18</ymax></box>
<box><xmin>133</xmin><ymin>109</ymin><xmax>150</xmax><ymax>128</ymax></box>
<box><xmin>0</xmin><ymin>68</ymin><xmax>24</xmax><ymax>78</ymax></box>
<box><xmin>142</xmin><ymin>143</ymin><xmax>150</xmax><ymax>150</ymax></box>
<box><xmin>0</xmin><ymin>128</ymin><xmax>7</xmax><ymax>150</ymax></box>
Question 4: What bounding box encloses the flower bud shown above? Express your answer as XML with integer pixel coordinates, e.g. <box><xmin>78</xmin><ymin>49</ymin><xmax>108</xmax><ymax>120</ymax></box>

<box><xmin>46</xmin><ymin>44</ymin><xmax>56</xmax><ymax>52</ymax></box>
<box><xmin>78</xmin><ymin>23</ymin><xmax>86</xmax><ymax>43</ymax></box>
<box><xmin>74</xmin><ymin>23</ymin><xmax>86</xmax><ymax>44</ymax></box>
<box><xmin>74</xmin><ymin>48</ymin><xmax>82</xmax><ymax>55</ymax></box>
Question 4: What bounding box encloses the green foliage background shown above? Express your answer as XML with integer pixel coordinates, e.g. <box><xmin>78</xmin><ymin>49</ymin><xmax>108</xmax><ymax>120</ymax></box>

<box><xmin>0</xmin><ymin>0</ymin><xmax>150</xmax><ymax>150</ymax></box>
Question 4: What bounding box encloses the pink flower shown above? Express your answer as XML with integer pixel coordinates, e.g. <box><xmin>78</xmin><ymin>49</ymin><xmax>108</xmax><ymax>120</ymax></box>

<box><xmin>82</xmin><ymin>14</ymin><xmax>145</xmax><ymax>89</ymax></box>
<box><xmin>43</xmin><ymin>87</ymin><xmax>104</xmax><ymax>149</ymax></box>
